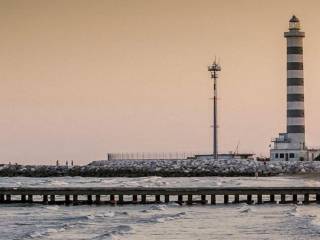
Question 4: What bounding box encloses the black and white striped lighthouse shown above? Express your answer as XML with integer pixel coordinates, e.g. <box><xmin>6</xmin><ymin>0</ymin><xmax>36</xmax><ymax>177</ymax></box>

<box><xmin>270</xmin><ymin>15</ymin><xmax>311</xmax><ymax>161</ymax></box>
<box><xmin>284</xmin><ymin>15</ymin><xmax>305</xmax><ymax>150</ymax></box>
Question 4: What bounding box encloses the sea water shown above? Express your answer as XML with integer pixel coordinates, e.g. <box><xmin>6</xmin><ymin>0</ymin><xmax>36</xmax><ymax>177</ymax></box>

<box><xmin>1</xmin><ymin>176</ymin><xmax>320</xmax><ymax>240</ymax></box>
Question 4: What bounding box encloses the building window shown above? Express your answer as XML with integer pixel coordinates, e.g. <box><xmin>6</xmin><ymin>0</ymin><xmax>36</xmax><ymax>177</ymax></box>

<box><xmin>280</xmin><ymin>153</ymin><xmax>284</xmax><ymax>158</ymax></box>
<box><xmin>289</xmin><ymin>153</ymin><xmax>295</xmax><ymax>158</ymax></box>
<box><xmin>275</xmin><ymin>153</ymin><xmax>279</xmax><ymax>158</ymax></box>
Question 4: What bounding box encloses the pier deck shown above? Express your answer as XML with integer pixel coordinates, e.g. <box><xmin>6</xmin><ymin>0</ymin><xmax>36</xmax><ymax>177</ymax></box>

<box><xmin>0</xmin><ymin>187</ymin><xmax>320</xmax><ymax>205</ymax></box>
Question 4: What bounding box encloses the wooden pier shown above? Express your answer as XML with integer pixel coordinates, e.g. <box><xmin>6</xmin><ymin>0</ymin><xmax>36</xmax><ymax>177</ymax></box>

<box><xmin>1</xmin><ymin>187</ymin><xmax>320</xmax><ymax>205</ymax></box>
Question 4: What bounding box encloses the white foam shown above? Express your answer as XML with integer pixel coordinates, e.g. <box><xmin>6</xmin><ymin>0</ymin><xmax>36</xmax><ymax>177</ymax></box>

<box><xmin>45</xmin><ymin>206</ymin><xmax>60</xmax><ymax>211</ymax></box>
<box><xmin>149</xmin><ymin>205</ymin><xmax>167</xmax><ymax>211</ymax></box>
<box><xmin>87</xmin><ymin>215</ymin><xmax>96</xmax><ymax>220</ymax></box>
<box><xmin>239</xmin><ymin>206</ymin><xmax>253</xmax><ymax>213</ymax></box>
<box><xmin>293</xmin><ymin>206</ymin><xmax>320</xmax><ymax>227</ymax></box>
<box><xmin>50</xmin><ymin>180</ymin><xmax>69</xmax><ymax>186</ymax></box>
<box><xmin>30</xmin><ymin>231</ymin><xmax>43</xmax><ymax>238</ymax></box>
<box><xmin>104</xmin><ymin>211</ymin><xmax>115</xmax><ymax>217</ymax></box>
<box><xmin>143</xmin><ymin>212</ymin><xmax>187</xmax><ymax>224</ymax></box>
<box><xmin>46</xmin><ymin>228</ymin><xmax>58</xmax><ymax>233</ymax></box>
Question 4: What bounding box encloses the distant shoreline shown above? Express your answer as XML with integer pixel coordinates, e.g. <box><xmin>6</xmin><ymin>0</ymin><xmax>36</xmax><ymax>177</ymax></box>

<box><xmin>1</xmin><ymin>159</ymin><xmax>320</xmax><ymax>177</ymax></box>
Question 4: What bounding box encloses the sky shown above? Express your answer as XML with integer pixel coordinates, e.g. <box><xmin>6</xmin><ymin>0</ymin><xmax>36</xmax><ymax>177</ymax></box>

<box><xmin>1</xmin><ymin>0</ymin><xmax>320</xmax><ymax>165</ymax></box>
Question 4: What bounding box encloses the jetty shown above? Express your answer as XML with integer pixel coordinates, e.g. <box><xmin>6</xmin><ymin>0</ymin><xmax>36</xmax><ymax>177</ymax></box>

<box><xmin>1</xmin><ymin>187</ymin><xmax>320</xmax><ymax>205</ymax></box>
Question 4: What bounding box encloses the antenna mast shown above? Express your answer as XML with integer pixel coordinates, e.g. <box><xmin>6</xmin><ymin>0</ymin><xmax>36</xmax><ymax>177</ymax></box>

<box><xmin>208</xmin><ymin>59</ymin><xmax>221</xmax><ymax>160</ymax></box>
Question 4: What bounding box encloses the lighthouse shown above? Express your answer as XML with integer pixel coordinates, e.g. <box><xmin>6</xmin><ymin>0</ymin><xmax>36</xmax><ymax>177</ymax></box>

<box><xmin>270</xmin><ymin>16</ymin><xmax>313</xmax><ymax>161</ymax></box>
<box><xmin>285</xmin><ymin>15</ymin><xmax>306</xmax><ymax>150</ymax></box>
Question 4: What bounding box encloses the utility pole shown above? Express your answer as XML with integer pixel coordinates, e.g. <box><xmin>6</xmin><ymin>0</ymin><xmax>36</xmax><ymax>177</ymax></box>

<box><xmin>208</xmin><ymin>59</ymin><xmax>221</xmax><ymax>160</ymax></box>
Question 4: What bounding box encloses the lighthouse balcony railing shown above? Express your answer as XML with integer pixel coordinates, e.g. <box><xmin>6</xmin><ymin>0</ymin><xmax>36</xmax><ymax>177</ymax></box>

<box><xmin>271</xmin><ymin>138</ymin><xmax>291</xmax><ymax>144</ymax></box>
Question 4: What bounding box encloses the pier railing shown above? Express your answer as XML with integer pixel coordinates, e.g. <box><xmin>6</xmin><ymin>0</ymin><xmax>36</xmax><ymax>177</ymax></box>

<box><xmin>106</xmin><ymin>152</ymin><xmax>204</xmax><ymax>160</ymax></box>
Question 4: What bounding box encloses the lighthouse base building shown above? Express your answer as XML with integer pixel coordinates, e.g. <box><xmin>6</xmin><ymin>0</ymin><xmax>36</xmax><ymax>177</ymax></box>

<box><xmin>270</xmin><ymin>16</ymin><xmax>320</xmax><ymax>161</ymax></box>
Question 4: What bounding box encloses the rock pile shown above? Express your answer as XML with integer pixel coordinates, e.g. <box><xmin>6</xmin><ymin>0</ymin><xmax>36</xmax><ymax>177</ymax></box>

<box><xmin>1</xmin><ymin>158</ymin><xmax>320</xmax><ymax>177</ymax></box>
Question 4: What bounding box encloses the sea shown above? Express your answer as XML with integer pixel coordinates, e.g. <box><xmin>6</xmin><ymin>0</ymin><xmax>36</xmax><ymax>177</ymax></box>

<box><xmin>1</xmin><ymin>175</ymin><xmax>320</xmax><ymax>240</ymax></box>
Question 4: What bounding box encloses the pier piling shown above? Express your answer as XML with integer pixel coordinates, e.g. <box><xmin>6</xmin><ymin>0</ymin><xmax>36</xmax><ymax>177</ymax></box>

<box><xmin>187</xmin><ymin>194</ymin><xmax>193</xmax><ymax>205</ymax></box>
<box><xmin>224</xmin><ymin>195</ymin><xmax>229</xmax><ymax>204</ymax></box>
<box><xmin>132</xmin><ymin>195</ymin><xmax>138</xmax><ymax>203</ymax></box>
<box><xmin>201</xmin><ymin>195</ymin><xmax>206</xmax><ymax>204</ymax></box>
<box><xmin>211</xmin><ymin>195</ymin><xmax>216</xmax><ymax>205</ymax></box>
<box><xmin>43</xmin><ymin>195</ymin><xmax>48</xmax><ymax>204</ymax></box>
<box><xmin>73</xmin><ymin>195</ymin><xmax>78</xmax><ymax>205</ymax></box>
<box><xmin>280</xmin><ymin>194</ymin><xmax>286</xmax><ymax>204</ymax></box>
<box><xmin>234</xmin><ymin>194</ymin><xmax>239</xmax><ymax>204</ymax></box>
<box><xmin>95</xmin><ymin>195</ymin><xmax>101</xmax><ymax>204</ymax></box>
<box><xmin>141</xmin><ymin>195</ymin><xmax>146</xmax><ymax>204</ymax></box>
<box><xmin>65</xmin><ymin>195</ymin><xmax>70</xmax><ymax>204</ymax></box>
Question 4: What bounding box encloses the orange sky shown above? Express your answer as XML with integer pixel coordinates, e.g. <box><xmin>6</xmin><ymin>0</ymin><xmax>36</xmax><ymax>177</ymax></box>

<box><xmin>1</xmin><ymin>0</ymin><xmax>320</xmax><ymax>165</ymax></box>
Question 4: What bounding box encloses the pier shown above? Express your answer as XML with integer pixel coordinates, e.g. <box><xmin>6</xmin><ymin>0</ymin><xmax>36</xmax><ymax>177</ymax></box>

<box><xmin>1</xmin><ymin>187</ymin><xmax>320</xmax><ymax>205</ymax></box>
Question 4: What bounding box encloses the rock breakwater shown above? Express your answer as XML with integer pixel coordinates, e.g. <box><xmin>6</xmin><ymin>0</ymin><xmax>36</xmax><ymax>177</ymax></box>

<box><xmin>1</xmin><ymin>158</ymin><xmax>320</xmax><ymax>177</ymax></box>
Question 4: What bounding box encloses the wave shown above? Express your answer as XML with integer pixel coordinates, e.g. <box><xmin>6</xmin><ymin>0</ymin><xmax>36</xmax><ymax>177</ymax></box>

<box><xmin>44</xmin><ymin>205</ymin><xmax>60</xmax><ymax>211</ymax></box>
<box><xmin>149</xmin><ymin>205</ymin><xmax>167</xmax><ymax>211</ymax></box>
<box><xmin>22</xmin><ymin>226</ymin><xmax>67</xmax><ymax>239</ymax></box>
<box><xmin>49</xmin><ymin>180</ymin><xmax>69</xmax><ymax>186</ymax></box>
<box><xmin>239</xmin><ymin>205</ymin><xmax>256</xmax><ymax>214</ymax></box>
<box><xmin>92</xmin><ymin>225</ymin><xmax>134</xmax><ymax>240</ymax></box>
<box><xmin>293</xmin><ymin>206</ymin><xmax>320</xmax><ymax>227</ymax></box>
<box><xmin>138</xmin><ymin>212</ymin><xmax>186</xmax><ymax>224</ymax></box>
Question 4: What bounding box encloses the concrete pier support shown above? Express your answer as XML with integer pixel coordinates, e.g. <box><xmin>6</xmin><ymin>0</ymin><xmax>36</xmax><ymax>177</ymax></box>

<box><xmin>187</xmin><ymin>194</ymin><xmax>193</xmax><ymax>205</ymax></box>
<box><xmin>234</xmin><ymin>194</ymin><xmax>240</xmax><ymax>204</ymax></box>
<box><xmin>110</xmin><ymin>195</ymin><xmax>115</xmax><ymax>204</ymax></box>
<box><xmin>43</xmin><ymin>195</ymin><xmax>48</xmax><ymax>204</ymax></box>
<box><xmin>65</xmin><ymin>195</ymin><xmax>71</xmax><ymax>205</ymax></box>
<box><xmin>224</xmin><ymin>195</ymin><xmax>229</xmax><ymax>204</ymax></box>
<box><xmin>201</xmin><ymin>195</ymin><xmax>206</xmax><ymax>204</ymax></box>
<box><xmin>141</xmin><ymin>195</ymin><xmax>146</xmax><ymax>204</ymax></box>
<box><xmin>6</xmin><ymin>195</ymin><xmax>11</xmax><ymax>203</ymax></box>
<box><xmin>118</xmin><ymin>195</ymin><xmax>124</xmax><ymax>204</ymax></box>
<box><xmin>211</xmin><ymin>195</ymin><xmax>216</xmax><ymax>205</ymax></box>
<box><xmin>270</xmin><ymin>194</ymin><xmax>275</xmax><ymax>203</ymax></box>
<box><xmin>95</xmin><ymin>195</ymin><xmax>101</xmax><ymax>204</ymax></box>
<box><xmin>50</xmin><ymin>195</ymin><xmax>55</xmax><ymax>204</ymax></box>
<box><xmin>73</xmin><ymin>195</ymin><xmax>78</xmax><ymax>205</ymax></box>
<box><xmin>28</xmin><ymin>194</ymin><xmax>33</xmax><ymax>203</ymax></box>
<box><xmin>132</xmin><ymin>195</ymin><xmax>138</xmax><ymax>203</ymax></box>
<box><xmin>293</xmin><ymin>194</ymin><xmax>298</xmax><ymax>203</ymax></box>
<box><xmin>87</xmin><ymin>195</ymin><xmax>93</xmax><ymax>204</ymax></box>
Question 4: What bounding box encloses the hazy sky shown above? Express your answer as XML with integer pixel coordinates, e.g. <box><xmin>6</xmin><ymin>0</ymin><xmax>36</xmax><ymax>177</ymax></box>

<box><xmin>1</xmin><ymin>0</ymin><xmax>320</xmax><ymax>165</ymax></box>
